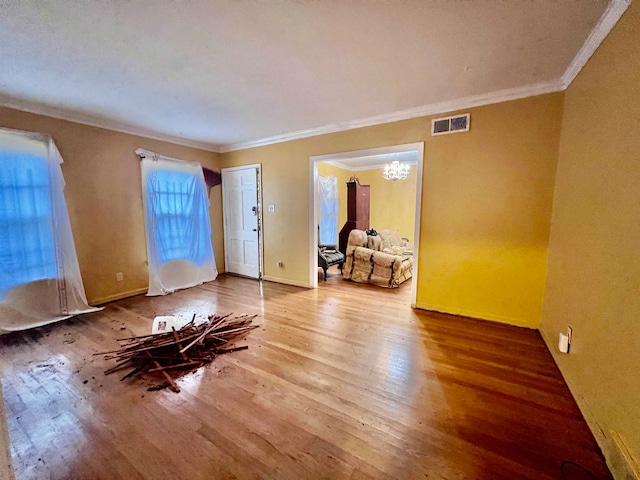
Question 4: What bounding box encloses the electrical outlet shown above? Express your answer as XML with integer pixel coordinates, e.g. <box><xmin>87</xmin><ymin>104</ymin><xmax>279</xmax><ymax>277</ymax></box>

<box><xmin>268</xmin><ymin>204</ymin><xmax>275</xmax><ymax>213</ymax></box>
<box><xmin>116</xmin><ymin>272</ymin><xmax>124</xmax><ymax>282</ymax></box>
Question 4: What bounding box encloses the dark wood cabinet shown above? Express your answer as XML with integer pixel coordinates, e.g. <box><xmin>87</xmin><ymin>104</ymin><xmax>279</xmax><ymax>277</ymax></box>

<box><xmin>339</xmin><ymin>177</ymin><xmax>370</xmax><ymax>255</ymax></box>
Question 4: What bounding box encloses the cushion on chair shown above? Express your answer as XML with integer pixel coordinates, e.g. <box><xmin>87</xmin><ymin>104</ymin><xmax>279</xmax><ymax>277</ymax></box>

<box><xmin>347</xmin><ymin>229</ymin><xmax>368</xmax><ymax>248</ymax></box>
<box><xmin>367</xmin><ymin>235</ymin><xmax>382</xmax><ymax>251</ymax></box>
<box><xmin>322</xmin><ymin>250</ymin><xmax>344</xmax><ymax>264</ymax></box>
<box><xmin>377</xmin><ymin>229</ymin><xmax>403</xmax><ymax>249</ymax></box>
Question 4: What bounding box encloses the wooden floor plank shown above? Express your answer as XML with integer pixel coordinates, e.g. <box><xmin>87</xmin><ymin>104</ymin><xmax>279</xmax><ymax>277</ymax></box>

<box><xmin>0</xmin><ymin>271</ymin><xmax>611</xmax><ymax>479</ymax></box>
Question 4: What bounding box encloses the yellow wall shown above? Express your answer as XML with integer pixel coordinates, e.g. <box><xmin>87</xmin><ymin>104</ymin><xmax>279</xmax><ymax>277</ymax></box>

<box><xmin>418</xmin><ymin>96</ymin><xmax>562</xmax><ymax>327</ymax></box>
<box><xmin>354</xmin><ymin>167</ymin><xmax>417</xmax><ymax>242</ymax></box>
<box><xmin>0</xmin><ymin>107</ymin><xmax>224</xmax><ymax>305</ymax></box>
<box><xmin>222</xmin><ymin>93</ymin><xmax>563</xmax><ymax>327</ymax></box>
<box><xmin>540</xmin><ymin>1</ymin><xmax>640</xmax><ymax>473</ymax></box>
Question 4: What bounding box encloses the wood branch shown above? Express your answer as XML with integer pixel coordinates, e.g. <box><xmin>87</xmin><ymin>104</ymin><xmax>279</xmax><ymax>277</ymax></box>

<box><xmin>179</xmin><ymin>314</ymin><xmax>232</xmax><ymax>354</ymax></box>
<box><xmin>101</xmin><ymin>312</ymin><xmax>258</xmax><ymax>393</ymax></box>
<box><xmin>216</xmin><ymin>345</ymin><xmax>249</xmax><ymax>354</ymax></box>
<box><xmin>145</xmin><ymin>351</ymin><xmax>179</xmax><ymax>393</ymax></box>
<box><xmin>120</xmin><ymin>365</ymin><xmax>146</xmax><ymax>381</ymax></box>
<box><xmin>172</xmin><ymin>327</ymin><xmax>189</xmax><ymax>362</ymax></box>
<box><xmin>181</xmin><ymin>313</ymin><xmax>197</xmax><ymax>331</ymax></box>
<box><xmin>104</xmin><ymin>358</ymin><xmax>134</xmax><ymax>375</ymax></box>
<box><xmin>211</xmin><ymin>325</ymin><xmax>259</xmax><ymax>337</ymax></box>
<box><xmin>115</xmin><ymin>332</ymin><xmax>161</xmax><ymax>341</ymax></box>
<box><xmin>148</xmin><ymin>361</ymin><xmax>199</xmax><ymax>373</ymax></box>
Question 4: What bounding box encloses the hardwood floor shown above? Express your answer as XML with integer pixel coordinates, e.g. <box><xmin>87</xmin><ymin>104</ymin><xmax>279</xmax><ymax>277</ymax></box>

<box><xmin>1</xmin><ymin>272</ymin><xmax>611</xmax><ymax>480</ymax></box>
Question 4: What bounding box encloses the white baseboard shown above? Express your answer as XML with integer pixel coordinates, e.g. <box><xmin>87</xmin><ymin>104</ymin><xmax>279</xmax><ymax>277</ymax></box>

<box><xmin>414</xmin><ymin>302</ymin><xmax>537</xmax><ymax>329</ymax></box>
<box><xmin>90</xmin><ymin>287</ymin><xmax>148</xmax><ymax>306</ymax></box>
<box><xmin>262</xmin><ymin>276</ymin><xmax>311</xmax><ymax>289</ymax></box>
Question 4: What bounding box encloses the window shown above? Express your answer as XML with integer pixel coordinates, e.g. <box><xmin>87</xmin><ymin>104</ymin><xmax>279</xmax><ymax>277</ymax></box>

<box><xmin>0</xmin><ymin>128</ymin><xmax>98</xmax><ymax>333</ymax></box>
<box><xmin>147</xmin><ymin>168</ymin><xmax>210</xmax><ymax>265</ymax></box>
<box><xmin>318</xmin><ymin>175</ymin><xmax>339</xmax><ymax>246</ymax></box>
<box><xmin>0</xmin><ymin>144</ymin><xmax>57</xmax><ymax>298</ymax></box>
<box><xmin>140</xmin><ymin>154</ymin><xmax>217</xmax><ymax>296</ymax></box>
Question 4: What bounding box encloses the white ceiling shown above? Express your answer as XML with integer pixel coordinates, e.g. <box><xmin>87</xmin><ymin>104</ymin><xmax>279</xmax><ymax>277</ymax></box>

<box><xmin>0</xmin><ymin>1</ymin><xmax>622</xmax><ymax>152</ymax></box>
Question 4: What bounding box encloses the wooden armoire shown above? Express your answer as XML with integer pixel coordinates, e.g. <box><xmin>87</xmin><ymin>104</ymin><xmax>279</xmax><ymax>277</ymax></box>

<box><xmin>338</xmin><ymin>177</ymin><xmax>370</xmax><ymax>255</ymax></box>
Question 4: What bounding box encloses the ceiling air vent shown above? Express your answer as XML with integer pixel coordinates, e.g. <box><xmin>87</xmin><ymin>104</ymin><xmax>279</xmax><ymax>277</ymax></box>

<box><xmin>431</xmin><ymin>113</ymin><xmax>470</xmax><ymax>136</ymax></box>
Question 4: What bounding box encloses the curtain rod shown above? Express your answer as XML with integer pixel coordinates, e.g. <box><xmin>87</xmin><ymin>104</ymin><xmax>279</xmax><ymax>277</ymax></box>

<box><xmin>135</xmin><ymin>148</ymin><xmax>189</xmax><ymax>164</ymax></box>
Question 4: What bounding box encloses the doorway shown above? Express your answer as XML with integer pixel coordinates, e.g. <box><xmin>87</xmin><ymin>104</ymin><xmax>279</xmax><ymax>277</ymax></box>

<box><xmin>221</xmin><ymin>164</ymin><xmax>263</xmax><ymax>279</ymax></box>
<box><xmin>309</xmin><ymin>143</ymin><xmax>424</xmax><ymax>306</ymax></box>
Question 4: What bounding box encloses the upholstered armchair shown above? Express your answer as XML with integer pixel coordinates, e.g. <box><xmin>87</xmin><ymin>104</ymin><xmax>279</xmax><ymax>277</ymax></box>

<box><xmin>318</xmin><ymin>245</ymin><xmax>345</xmax><ymax>280</ymax></box>
<box><xmin>342</xmin><ymin>229</ymin><xmax>413</xmax><ymax>288</ymax></box>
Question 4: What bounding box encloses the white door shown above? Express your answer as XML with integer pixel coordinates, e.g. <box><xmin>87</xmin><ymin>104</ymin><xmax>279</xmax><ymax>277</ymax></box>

<box><xmin>222</xmin><ymin>165</ymin><xmax>262</xmax><ymax>278</ymax></box>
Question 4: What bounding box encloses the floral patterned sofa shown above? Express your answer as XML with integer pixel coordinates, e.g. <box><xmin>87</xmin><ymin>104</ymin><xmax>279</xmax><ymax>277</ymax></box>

<box><xmin>342</xmin><ymin>229</ymin><xmax>413</xmax><ymax>288</ymax></box>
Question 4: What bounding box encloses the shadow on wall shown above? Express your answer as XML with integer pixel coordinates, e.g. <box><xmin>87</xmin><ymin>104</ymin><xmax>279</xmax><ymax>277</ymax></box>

<box><xmin>203</xmin><ymin>167</ymin><xmax>221</xmax><ymax>194</ymax></box>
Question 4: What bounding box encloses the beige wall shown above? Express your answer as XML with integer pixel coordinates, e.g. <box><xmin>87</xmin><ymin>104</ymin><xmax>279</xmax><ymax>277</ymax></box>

<box><xmin>540</xmin><ymin>1</ymin><xmax>640</xmax><ymax>473</ymax></box>
<box><xmin>0</xmin><ymin>107</ymin><xmax>224</xmax><ymax>305</ymax></box>
<box><xmin>222</xmin><ymin>92</ymin><xmax>563</xmax><ymax>327</ymax></box>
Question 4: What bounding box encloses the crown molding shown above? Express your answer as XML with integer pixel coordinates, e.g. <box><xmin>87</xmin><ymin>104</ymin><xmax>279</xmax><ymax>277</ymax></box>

<box><xmin>219</xmin><ymin>79</ymin><xmax>564</xmax><ymax>153</ymax></box>
<box><xmin>324</xmin><ymin>159</ymin><xmax>418</xmax><ymax>171</ymax></box>
<box><xmin>561</xmin><ymin>0</ymin><xmax>631</xmax><ymax>88</ymax></box>
<box><xmin>0</xmin><ymin>95</ymin><xmax>222</xmax><ymax>153</ymax></box>
<box><xmin>323</xmin><ymin>160</ymin><xmax>354</xmax><ymax>170</ymax></box>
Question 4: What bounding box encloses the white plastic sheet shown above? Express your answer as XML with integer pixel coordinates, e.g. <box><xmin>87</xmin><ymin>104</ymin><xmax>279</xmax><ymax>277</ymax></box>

<box><xmin>0</xmin><ymin>128</ymin><xmax>100</xmax><ymax>334</ymax></box>
<box><xmin>141</xmin><ymin>156</ymin><xmax>217</xmax><ymax>296</ymax></box>
<box><xmin>318</xmin><ymin>175</ymin><xmax>339</xmax><ymax>245</ymax></box>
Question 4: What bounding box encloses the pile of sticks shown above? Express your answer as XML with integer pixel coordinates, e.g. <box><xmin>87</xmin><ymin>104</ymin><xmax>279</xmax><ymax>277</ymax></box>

<box><xmin>97</xmin><ymin>313</ymin><xmax>258</xmax><ymax>392</ymax></box>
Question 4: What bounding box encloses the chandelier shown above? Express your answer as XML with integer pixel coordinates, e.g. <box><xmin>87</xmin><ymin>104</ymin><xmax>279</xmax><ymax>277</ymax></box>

<box><xmin>382</xmin><ymin>160</ymin><xmax>410</xmax><ymax>181</ymax></box>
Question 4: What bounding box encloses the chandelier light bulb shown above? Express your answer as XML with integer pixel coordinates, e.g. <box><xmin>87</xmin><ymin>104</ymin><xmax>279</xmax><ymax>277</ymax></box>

<box><xmin>382</xmin><ymin>160</ymin><xmax>410</xmax><ymax>181</ymax></box>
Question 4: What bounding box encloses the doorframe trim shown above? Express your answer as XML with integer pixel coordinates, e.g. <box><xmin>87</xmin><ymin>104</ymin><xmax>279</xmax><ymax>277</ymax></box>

<box><xmin>309</xmin><ymin>142</ymin><xmax>424</xmax><ymax>307</ymax></box>
<box><xmin>221</xmin><ymin>163</ymin><xmax>264</xmax><ymax>279</ymax></box>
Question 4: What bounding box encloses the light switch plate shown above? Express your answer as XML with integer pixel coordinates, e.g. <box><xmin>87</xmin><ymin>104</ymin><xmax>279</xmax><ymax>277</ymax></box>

<box><xmin>268</xmin><ymin>205</ymin><xmax>275</xmax><ymax>212</ymax></box>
